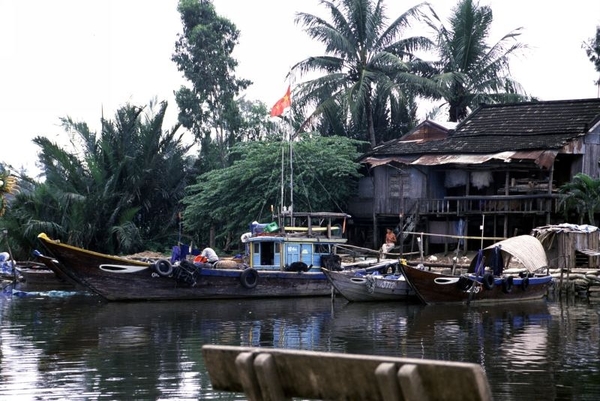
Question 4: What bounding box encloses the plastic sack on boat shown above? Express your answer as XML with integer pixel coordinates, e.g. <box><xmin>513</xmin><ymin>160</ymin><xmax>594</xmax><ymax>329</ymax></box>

<box><xmin>171</xmin><ymin>244</ymin><xmax>200</xmax><ymax>264</ymax></box>
<box><xmin>0</xmin><ymin>252</ymin><xmax>13</xmax><ymax>275</ymax></box>
<box><xmin>251</xmin><ymin>222</ymin><xmax>268</xmax><ymax>234</ymax></box>
<box><xmin>490</xmin><ymin>246</ymin><xmax>503</xmax><ymax>276</ymax></box>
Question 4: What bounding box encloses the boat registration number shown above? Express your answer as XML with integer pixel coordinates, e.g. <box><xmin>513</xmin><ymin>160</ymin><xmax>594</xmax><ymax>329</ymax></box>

<box><xmin>376</xmin><ymin>280</ymin><xmax>396</xmax><ymax>290</ymax></box>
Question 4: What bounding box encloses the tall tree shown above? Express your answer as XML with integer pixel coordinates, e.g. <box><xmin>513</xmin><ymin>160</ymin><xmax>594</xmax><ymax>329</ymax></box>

<box><xmin>292</xmin><ymin>0</ymin><xmax>435</xmax><ymax>148</ymax></box>
<box><xmin>583</xmin><ymin>26</ymin><xmax>600</xmax><ymax>88</ymax></box>
<box><xmin>425</xmin><ymin>0</ymin><xmax>527</xmax><ymax>122</ymax></box>
<box><xmin>172</xmin><ymin>0</ymin><xmax>251</xmax><ymax>169</ymax></box>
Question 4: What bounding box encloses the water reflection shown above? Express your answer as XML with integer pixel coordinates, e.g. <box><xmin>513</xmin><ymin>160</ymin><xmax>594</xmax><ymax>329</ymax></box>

<box><xmin>0</xmin><ymin>291</ymin><xmax>599</xmax><ymax>400</ymax></box>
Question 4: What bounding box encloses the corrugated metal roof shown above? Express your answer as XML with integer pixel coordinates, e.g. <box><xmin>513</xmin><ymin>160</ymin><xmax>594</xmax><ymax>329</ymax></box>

<box><xmin>410</xmin><ymin>152</ymin><xmax>516</xmax><ymax>166</ymax></box>
<box><xmin>361</xmin><ymin>156</ymin><xmax>418</xmax><ymax>167</ymax></box>
<box><xmin>362</xmin><ymin>150</ymin><xmax>558</xmax><ymax>169</ymax></box>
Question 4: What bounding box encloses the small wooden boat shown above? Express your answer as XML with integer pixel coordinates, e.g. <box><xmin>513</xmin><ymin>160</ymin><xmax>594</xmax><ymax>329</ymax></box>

<box><xmin>36</xmin><ymin>232</ymin><xmax>337</xmax><ymax>302</ymax></box>
<box><xmin>322</xmin><ymin>260</ymin><xmax>416</xmax><ymax>302</ymax></box>
<box><xmin>14</xmin><ymin>261</ymin><xmax>75</xmax><ymax>289</ymax></box>
<box><xmin>400</xmin><ymin>235</ymin><xmax>554</xmax><ymax>305</ymax></box>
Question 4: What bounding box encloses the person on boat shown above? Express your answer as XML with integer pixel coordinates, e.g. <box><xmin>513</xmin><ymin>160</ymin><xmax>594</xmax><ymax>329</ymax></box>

<box><xmin>381</xmin><ymin>228</ymin><xmax>397</xmax><ymax>254</ymax></box>
<box><xmin>200</xmin><ymin>246</ymin><xmax>219</xmax><ymax>265</ymax></box>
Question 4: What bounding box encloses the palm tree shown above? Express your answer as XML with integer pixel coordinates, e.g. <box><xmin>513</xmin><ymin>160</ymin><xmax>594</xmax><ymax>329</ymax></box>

<box><xmin>558</xmin><ymin>173</ymin><xmax>600</xmax><ymax>225</ymax></box>
<box><xmin>16</xmin><ymin>101</ymin><xmax>193</xmax><ymax>254</ymax></box>
<box><xmin>425</xmin><ymin>0</ymin><xmax>527</xmax><ymax>122</ymax></box>
<box><xmin>292</xmin><ymin>0</ymin><xmax>435</xmax><ymax>148</ymax></box>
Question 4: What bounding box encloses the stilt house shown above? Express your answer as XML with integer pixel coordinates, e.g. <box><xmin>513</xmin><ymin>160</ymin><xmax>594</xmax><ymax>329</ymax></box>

<box><xmin>348</xmin><ymin>98</ymin><xmax>600</xmax><ymax>253</ymax></box>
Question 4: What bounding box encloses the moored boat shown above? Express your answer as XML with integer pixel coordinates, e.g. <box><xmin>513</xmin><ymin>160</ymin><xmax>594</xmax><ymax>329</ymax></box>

<box><xmin>14</xmin><ymin>261</ymin><xmax>76</xmax><ymax>290</ymax></box>
<box><xmin>36</xmin><ymin>229</ymin><xmax>340</xmax><ymax>302</ymax></box>
<box><xmin>322</xmin><ymin>260</ymin><xmax>416</xmax><ymax>302</ymax></box>
<box><xmin>399</xmin><ymin>235</ymin><xmax>554</xmax><ymax>305</ymax></box>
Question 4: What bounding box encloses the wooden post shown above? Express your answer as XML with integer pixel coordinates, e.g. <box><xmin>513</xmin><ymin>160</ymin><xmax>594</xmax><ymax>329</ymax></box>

<box><xmin>464</xmin><ymin>217</ymin><xmax>469</xmax><ymax>255</ymax></box>
<box><xmin>504</xmin><ymin>171</ymin><xmax>510</xmax><ymax>238</ymax></box>
<box><xmin>444</xmin><ymin>216</ymin><xmax>449</xmax><ymax>256</ymax></box>
<box><xmin>373</xmin><ymin>210</ymin><xmax>378</xmax><ymax>250</ymax></box>
<box><xmin>547</xmin><ymin>166</ymin><xmax>554</xmax><ymax>225</ymax></box>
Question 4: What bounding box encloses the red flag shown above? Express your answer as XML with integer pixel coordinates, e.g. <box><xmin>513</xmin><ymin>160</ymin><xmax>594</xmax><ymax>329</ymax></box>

<box><xmin>270</xmin><ymin>86</ymin><xmax>291</xmax><ymax>117</ymax></box>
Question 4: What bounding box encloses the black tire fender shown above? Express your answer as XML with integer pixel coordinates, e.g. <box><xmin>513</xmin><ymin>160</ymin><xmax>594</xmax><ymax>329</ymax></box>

<box><xmin>502</xmin><ymin>276</ymin><xmax>514</xmax><ymax>293</ymax></box>
<box><xmin>521</xmin><ymin>276</ymin><xmax>530</xmax><ymax>291</ymax></box>
<box><xmin>154</xmin><ymin>259</ymin><xmax>173</xmax><ymax>277</ymax></box>
<box><xmin>482</xmin><ymin>273</ymin><xmax>495</xmax><ymax>290</ymax></box>
<box><xmin>240</xmin><ymin>268</ymin><xmax>259</xmax><ymax>289</ymax></box>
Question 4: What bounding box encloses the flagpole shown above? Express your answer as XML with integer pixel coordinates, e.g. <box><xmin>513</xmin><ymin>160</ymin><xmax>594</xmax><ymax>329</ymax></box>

<box><xmin>280</xmin><ymin>145</ymin><xmax>284</xmax><ymax>218</ymax></box>
<box><xmin>289</xmin><ymin>121</ymin><xmax>293</xmax><ymax>224</ymax></box>
<box><xmin>270</xmin><ymin>82</ymin><xmax>293</xmax><ymax>225</ymax></box>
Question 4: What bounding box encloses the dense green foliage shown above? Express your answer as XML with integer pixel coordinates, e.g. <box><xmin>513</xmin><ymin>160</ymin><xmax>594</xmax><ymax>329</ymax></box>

<box><xmin>182</xmin><ymin>134</ymin><xmax>364</xmax><ymax>251</ymax></box>
<box><xmin>172</xmin><ymin>0</ymin><xmax>251</xmax><ymax>170</ymax></box>
<box><xmin>558</xmin><ymin>173</ymin><xmax>600</xmax><ymax>225</ymax></box>
<box><xmin>425</xmin><ymin>0</ymin><xmax>527</xmax><ymax>122</ymax></box>
<box><xmin>291</xmin><ymin>0</ymin><xmax>435</xmax><ymax>148</ymax></box>
<box><xmin>3</xmin><ymin>101</ymin><xmax>192</xmax><ymax>256</ymax></box>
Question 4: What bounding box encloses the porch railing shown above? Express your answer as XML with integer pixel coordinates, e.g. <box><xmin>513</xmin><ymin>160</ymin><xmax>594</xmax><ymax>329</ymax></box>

<box><xmin>418</xmin><ymin>194</ymin><xmax>561</xmax><ymax>216</ymax></box>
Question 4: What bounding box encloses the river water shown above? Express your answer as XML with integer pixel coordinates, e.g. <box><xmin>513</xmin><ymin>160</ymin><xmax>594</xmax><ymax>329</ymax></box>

<box><xmin>0</xmin><ymin>287</ymin><xmax>598</xmax><ymax>400</ymax></box>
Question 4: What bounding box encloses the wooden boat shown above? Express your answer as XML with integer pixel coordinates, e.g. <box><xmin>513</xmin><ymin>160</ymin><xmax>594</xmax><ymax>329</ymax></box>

<box><xmin>14</xmin><ymin>261</ymin><xmax>75</xmax><ymax>289</ymax></box>
<box><xmin>399</xmin><ymin>235</ymin><xmax>554</xmax><ymax>305</ymax></box>
<box><xmin>35</xmin><ymin>232</ymin><xmax>338</xmax><ymax>301</ymax></box>
<box><xmin>322</xmin><ymin>260</ymin><xmax>416</xmax><ymax>302</ymax></box>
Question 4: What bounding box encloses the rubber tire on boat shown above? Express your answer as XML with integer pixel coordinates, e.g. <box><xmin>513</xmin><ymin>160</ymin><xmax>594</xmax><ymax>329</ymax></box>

<box><xmin>482</xmin><ymin>273</ymin><xmax>495</xmax><ymax>290</ymax></box>
<box><xmin>240</xmin><ymin>268</ymin><xmax>259</xmax><ymax>289</ymax></box>
<box><xmin>154</xmin><ymin>259</ymin><xmax>173</xmax><ymax>277</ymax></box>
<box><xmin>502</xmin><ymin>276</ymin><xmax>514</xmax><ymax>293</ymax></box>
<box><xmin>456</xmin><ymin>276</ymin><xmax>473</xmax><ymax>291</ymax></box>
<box><xmin>521</xmin><ymin>276</ymin><xmax>530</xmax><ymax>291</ymax></box>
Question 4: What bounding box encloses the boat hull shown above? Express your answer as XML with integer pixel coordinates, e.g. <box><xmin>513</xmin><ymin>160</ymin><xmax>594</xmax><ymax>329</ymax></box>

<box><xmin>37</xmin><ymin>234</ymin><xmax>332</xmax><ymax>301</ymax></box>
<box><xmin>400</xmin><ymin>264</ymin><xmax>553</xmax><ymax>305</ymax></box>
<box><xmin>323</xmin><ymin>268</ymin><xmax>415</xmax><ymax>302</ymax></box>
<box><xmin>14</xmin><ymin>263</ymin><xmax>76</xmax><ymax>290</ymax></box>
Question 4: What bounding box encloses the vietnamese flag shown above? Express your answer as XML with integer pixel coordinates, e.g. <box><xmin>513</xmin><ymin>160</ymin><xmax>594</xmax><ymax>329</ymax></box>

<box><xmin>270</xmin><ymin>86</ymin><xmax>291</xmax><ymax>117</ymax></box>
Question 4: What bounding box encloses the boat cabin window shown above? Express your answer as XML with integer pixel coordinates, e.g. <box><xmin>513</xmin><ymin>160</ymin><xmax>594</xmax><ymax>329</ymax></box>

<box><xmin>253</xmin><ymin>242</ymin><xmax>279</xmax><ymax>266</ymax></box>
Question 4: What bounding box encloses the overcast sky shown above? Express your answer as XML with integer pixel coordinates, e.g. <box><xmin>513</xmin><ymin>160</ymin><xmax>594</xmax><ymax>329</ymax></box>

<box><xmin>1</xmin><ymin>0</ymin><xmax>599</xmax><ymax>176</ymax></box>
